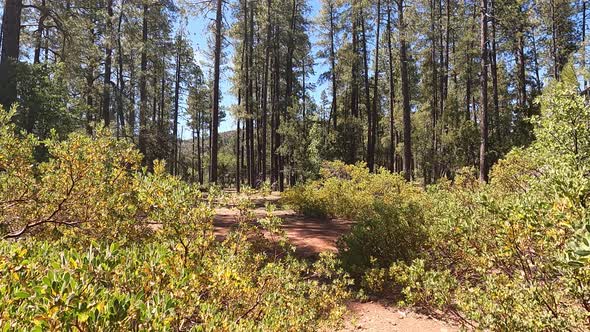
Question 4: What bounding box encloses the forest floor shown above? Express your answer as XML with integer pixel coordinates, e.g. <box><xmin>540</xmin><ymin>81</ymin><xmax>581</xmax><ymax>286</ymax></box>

<box><xmin>213</xmin><ymin>192</ymin><xmax>461</xmax><ymax>332</ymax></box>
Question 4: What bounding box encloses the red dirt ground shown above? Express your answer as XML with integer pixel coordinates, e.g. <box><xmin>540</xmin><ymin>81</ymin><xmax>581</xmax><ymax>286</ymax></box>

<box><xmin>213</xmin><ymin>197</ymin><xmax>463</xmax><ymax>331</ymax></box>
<box><xmin>214</xmin><ymin>206</ymin><xmax>353</xmax><ymax>257</ymax></box>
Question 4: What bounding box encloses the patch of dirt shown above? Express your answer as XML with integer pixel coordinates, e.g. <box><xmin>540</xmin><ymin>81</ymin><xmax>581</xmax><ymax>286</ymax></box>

<box><xmin>339</xmin><ymin>301</ymin><xmax>460</xmax><ymax>332</ymax></box>
<box><xmin>214</xmin><ymin>206</ymin><xmax>353</xmax><ymax>258</ymax></box>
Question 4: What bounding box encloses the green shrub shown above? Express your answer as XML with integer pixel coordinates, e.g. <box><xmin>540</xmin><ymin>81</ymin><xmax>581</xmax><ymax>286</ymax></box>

<box><xmin>0</xmin><ymin>107</ymin><xmax>351</xmax><ymax>331</ymax></box>
<box><xmin>0</xmin><ymin>107</ymin><xmax>145</xmax><ymax>240</ymax></box>
<box><xmin>339</xmin><ymin>199</ymin><xmax>427</xmax><ymax>278</ymax></box>
<box><xmin>282</xmin><ymin>180</ymin><xmax>330</xmax><ymax>218</ymax></box>
<box><xmin>284</xmin><ymin>161</ymin><xmax>423</xmax><ymax>221</ymax></box>
<box><xmin>0</xmin><ymin>237</ymin><xmax>350</xmax><ymax>331</ymax></box>
<box><xmin>283</xmin><ymin>69</ymin><xmax>590</xmax><ymax>330</ymax></box>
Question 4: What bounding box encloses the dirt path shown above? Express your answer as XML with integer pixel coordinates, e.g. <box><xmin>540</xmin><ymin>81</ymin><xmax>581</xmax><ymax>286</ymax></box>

<box><xmin>213</xmin><ymin>197</ymin><xmax>462</xmax><ymax>331</ymax></box>
<box><xmin>339</xmin><ymin>302</ymin><xmax>459</xmax><ymax>332</ymax></box>
<box><xmin>214</xmin><ymin>206</ymin><xmax>353</xmax><ymax>257</ymax></box>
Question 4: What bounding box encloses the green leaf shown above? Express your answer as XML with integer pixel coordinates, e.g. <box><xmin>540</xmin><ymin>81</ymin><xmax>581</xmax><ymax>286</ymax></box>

<box><xmin>575</xmin><ymin>250</ymin><xmax>590</xmax><ymax>257</ymax></box>
<box><xmin>14</xmin><ymin>291</ymin><xmax>30</xmax><ymax>299</ymax></box>
<box><xmin>568</xmin><ymin>260</ymin><xmax>585</xmax><ymax>268</ymax></box>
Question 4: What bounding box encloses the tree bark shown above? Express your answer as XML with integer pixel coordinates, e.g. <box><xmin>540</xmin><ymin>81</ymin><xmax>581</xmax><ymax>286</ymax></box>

<box><xmin>550</xmin><ymin>0</ymin><xmax>559</xmax><ymax>79</ymax></box>
<box><xmin>369</xmin><ymin>0</ymin><xmax>381</xmax><ymax>172</ymax></box>
<box><xmin>271</xmin><ymin>29</ymin><xmax>280</xmax><ymax>187</ymax></box>
<box><xmin>248</xmin><ymin>2</ymin><xmax>255</xmax><ymax>187</ymax></box>
<box><xmin>479</xmin><ymin>0</ymin><xmax>489</xmax><ymax>182</ymax></box>
<box><xmin>361</xmin><ymin>14</ymin><xmax>371</xmax><ymax>166</ymax></box>
<box><xmin>138</xmin><ymin>3</ymin><xmax>148</xmax><ymax>158</ymax></box>
<box><xmin>490</xmin><ymin>0</ymin><xmax>499</xmax><ymax>144</ymax></box>
<box><xmin>531</xmin><ymin>26</ymin><xmax>542</xmax><ymax>90</ymax></box>
<box><xmin>349</xmin><ymin>7</ymin><xmax>359</xmax><ymax>164</ymax></box>
<box><xmin>210</xmin><ymin>0</ymin><xmax>223</xmax><ymax>183</ymax></box>
<box><xmin>428</xmin><ymin>0</ymin><xmax>437</xmax><ymax>185</ymax></box>
<box><xmin>281</xmin><ymin>0</ymin><xmax>296</xmax><ymax>190</ymax></box>
<box><xmin>387</xmin><ymin>1</ymin><xmax>396</xmax><ymax>172</ymax></box>
<box><xmin>198</xmin><ymin>107</ymin><xmax>203</xmax><ymax>184</ymax></box>
<box><xmin>262</xmin><ymin>0</ymin><xmax>272</xmax><ymax>183</ymax></box>
<box><xmin>102</xmin><ymin>0</ymin><xmax>114</xmax><ymax>127</ymax></box>
<box><xmin>0</xmin><ymin>0</ymin><xmax>22</xmax><ymax>110</ymax></box>
<box><xmin>236</xmin><ymin>109</ymin><xmax>241</xmax><ymax>192</ymax></box>
<box><xmin>116</xmin><ymin>6</ymin><xmax>126</xmax><ymax>136</ymax></box>
<box><xmin>33</xmin><ymin>0</ymin><xmax>47</xmax><ymax>64</ymax></box>
<box><xmin>398</xmin><ymin>0</ymin><xmax>412</xmax><ymax>181</ymax></box>
<box><xmin>172</xmin><ymin>39</ymin><xmax>182</xmax><ymax>175</ymax></box>
<box><xmin>329</xmin><ymin>2</ymin><xmax>338</xmax><ymax>130</ymax></box>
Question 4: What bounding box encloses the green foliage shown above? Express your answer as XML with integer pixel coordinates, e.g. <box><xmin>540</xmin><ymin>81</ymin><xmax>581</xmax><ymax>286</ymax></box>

<box><xmin>285</xmin><ymin>161</ymin><xmax>423</xmax><ymax>221</ymax></box>
<box><xmin>15</xmin><ymin>63</ymin><xmax>79</xmax><ymax>141</ymax></box>
<box><xmin>0</xmin><ymin>237</ymin><xmax>349</xmax><ymax>331</ymax></box>
<box><xmin>0</xmin><ymin>106</ymin><xmax>350</xmax><ymax>330</ymax></box>
<box><xmin>1</xmin><ymin>108</ymin><xmax>144</xmax><ymax>240</ymax></box>
<box><xmin>285</xmin><ymin>74</ymin><xmax>590</xmax><ymax>329</ymax></box>
<box><xmin>339</xmin><ymin>198</ymin><xmax>427</xmax><ymax>278</ymax></box>
<box><xmin>285</xmin><ymin>161</ymin><xmax>427</xmax><ymax>277</ymax></box>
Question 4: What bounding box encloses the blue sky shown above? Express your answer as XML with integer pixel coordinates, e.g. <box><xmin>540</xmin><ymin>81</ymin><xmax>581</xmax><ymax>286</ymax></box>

<box><xmin>183</xmin><ymin>0</ymin><xmax>325</xmax><ymax>134</ymax></box>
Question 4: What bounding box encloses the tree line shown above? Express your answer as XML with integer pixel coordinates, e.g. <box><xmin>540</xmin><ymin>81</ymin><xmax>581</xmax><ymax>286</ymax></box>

<box><xmin>0</xmin><ymin>0</ymin><xmax>586</xmax><ymax>189</ymax></box>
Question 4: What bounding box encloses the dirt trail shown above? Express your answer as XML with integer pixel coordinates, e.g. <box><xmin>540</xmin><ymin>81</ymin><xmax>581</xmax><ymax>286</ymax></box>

<box><xmin>214</xmin><ymin>206</ymin><xmax>353</xmax><ymax>257</ymax></box>
<box><xmin>214</xmin><ymin>194</ymin><xmax>461</xmax><ymax>331</ymax></box>
<box><xmin>339</xmin><ymin>302</ymin><xmax>459</xmax><ymax>332</ymax></box>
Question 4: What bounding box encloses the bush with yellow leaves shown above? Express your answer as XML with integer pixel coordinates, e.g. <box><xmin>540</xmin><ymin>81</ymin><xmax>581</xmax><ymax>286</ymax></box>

<box><xmin>0</xmin><ymin>106</ymin><xmax>351</xmax><ymax>331</ymax></box>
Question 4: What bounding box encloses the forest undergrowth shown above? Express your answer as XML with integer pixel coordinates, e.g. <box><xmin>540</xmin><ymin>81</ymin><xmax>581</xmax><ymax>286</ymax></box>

<box><xmin>0</xmin><ymin>106</ymin><xmax>351</xmax><ymax>331</ymax></box>
<box><xmin>284</xmin><ymin>70</ymin><xmax>590</xmax><ymax>331</ymax></box>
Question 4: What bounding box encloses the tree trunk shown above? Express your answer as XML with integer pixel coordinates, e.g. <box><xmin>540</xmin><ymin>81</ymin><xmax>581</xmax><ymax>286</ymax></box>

<box><xmin>244</xmin><ymin>0</ymin><xmax>251</xmax><ymax>188</ymax></box>
<box><xmin>531</xmin><ymin>26</ymin><xmax>542</xmax><ymax>90</ymax></box>
<box><xmin>129</xmin><ymin>50</ymin><xmax>136</xmax><ymax>137</ymax></box>
<box><xmin>281</xmin><ymin>0</ymin><xmax>296</xmax><ymax>191</ymax></box>
<box><xmin>262</xmin><ymin>0</ymin><xmax>272</xmax><ymax>183</ymax></box>
<box><xmin>138</xmin><ymin>4</ymin><xmax>148</xmax><ymax>158</ymax></box>
<box><xmin>248</xmin><ymin>2</ymin><xmax>255</xmax><ymax>187</ymax></box>
<box><xmin>271</xmin><ymin>34</ymin><xmax>280</xmax><ymax>187</ymax></box>
<box><xmin>369</xmin><ymin>0</ymin><xmax>381</xmax><ymax>172</ymax></box>
<box><xmin>361</xmin><ymin>14</ymin><xmax>371</xmax><ymax>168</ymax></box>
<box><xmin>387</xmin><ymin>1</ymin><xmax>396</xmax><ymax>172</ymax></box>
<box><xmin>102</xmin><ymin>0</ymin><xmax>113</xmax><ymax>127</ymax></box>
<box><xmin>437</xmin><ymin>0</ymin><xmax>446</xmax><ymax>179</ymax></box>
<box><xmin>550</xmin><ymin>0</ymin><xmax>559</xmax><ymax>79</ymax></box>
<box><xmin>236</xmin><ymin>114</ymin><xmax>241</xmax><ymax>192</ymax></box>
<box><xmin>198</xmin><ymin>108</ymin><xmax>203</xmax><ymax>184</ymax></box>
<box><xmin>490</xmin><ymin>0</ymin><xmax>499</xmax><ymax>144</ymax></box>
<box><xmin>33</xmin><ymin>0</ymin><xmax>47</xmax><ymax>64</ymax></box>
<box><xmin>330</xmin><ymin>2</ymin><xmax>338</xmax><ymax>130</ymax></box>
<box><xmin>349</xmin><ymin>7</ymin><xmax>359</xmax><ymax>165</ymax></box>
<box><xmin>172</xmin><ymin>40</ymin><xmax>182</xmax><ymax>175</ymax></box>
<box><xmin>428</xmin><ymin>0</ymin><xmax>437</xmax><ymax>185</ymax></box>
<box><xmin>192</xmin><ymin>127</ymin><xmax>196</xmax><ymax>182</ymax></box>
<box><xmin>0</xmin><ymin>0</ymin><xmax>22</xmax><ymax>110</ymax></box>
<box><xmin>210</xmin><ymin>0</ymin><xmax>223</xmax><ymax>183</ymax></box>
<box><xmin>398</xmin><ymin>0</ymin><xmax>412</xmax><ymax>181</ymax></box>
<box><xmin>584</xmin><ymin>1</ymin><xmax>587</xmax><ymax>88</ymax></box>
<box><xmin>116</xmin><ymin>7</ymin><xmax>126</xmax><ymax>136</ymax></box>
<box><xmin>479</xmin><ymin>0</ymin><xmax>489</xmax><ymax>182</ymax></box>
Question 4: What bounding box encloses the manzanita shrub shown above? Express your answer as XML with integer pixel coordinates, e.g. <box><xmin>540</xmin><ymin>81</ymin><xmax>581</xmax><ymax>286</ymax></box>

<box><xmin>0</xmin><ymin>107</ymin><xmax>350</xmax><ymax>331</ymax></box>
<box><xmin>0</xmin><ymin>237</ymin><xmax>349</xmax><ymax>331</ymax></box>
<box><xmin>284</xmin><ymin>67</ymin><xmax>590</xmax><ymax>330</ymax></box>
<box><xmin>284</xmin><ymin>161</ymin><xmax>428</xmax><ymax>277</ymax></box>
